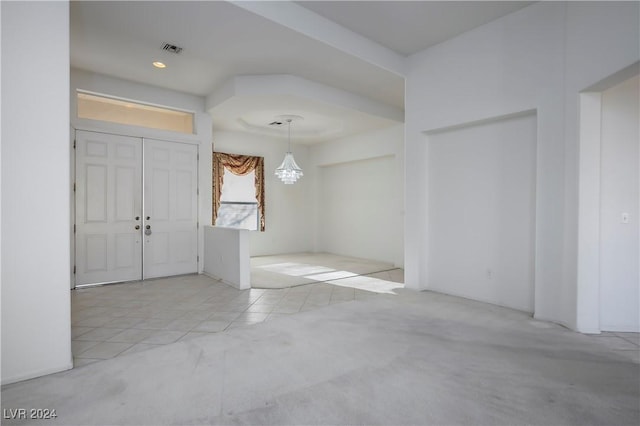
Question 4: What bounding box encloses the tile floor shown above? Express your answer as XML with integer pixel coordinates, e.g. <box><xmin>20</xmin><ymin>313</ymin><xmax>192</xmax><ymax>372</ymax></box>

<box><xmin>9</xmin><ymin>285</ymin><xmax>638</xmax><ymax>426</ymax></box>
<box><xmin>72</xmin><ymin>269</ymin><xmax>638</xmax><ymax>367</ymax></box>
<box><xmin>71</xmin><ymin>273</ymin><xmax>394</xmax><ymax>366</ymax></box>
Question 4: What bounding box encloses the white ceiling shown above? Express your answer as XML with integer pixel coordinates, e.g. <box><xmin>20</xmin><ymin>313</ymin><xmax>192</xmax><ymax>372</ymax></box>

<box><xmin>207</xmin><ymin>76</ymin><xmax>402</xmax><ymax>144</ymax></box>
<box><xmin>70</xmin><ymin>1</ymin><xmax>533</xmax><ymax>143</ymax></box>
<box><xmin>296</xmin><ymin>1</ymin><xmax>534</xmax><ymax>56</ymax></box>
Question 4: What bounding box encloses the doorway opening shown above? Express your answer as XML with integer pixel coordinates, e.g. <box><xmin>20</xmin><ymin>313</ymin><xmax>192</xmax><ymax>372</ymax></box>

<box><xmin>577</xmin><ymin>63</ymin><xmax>639</xmax><ymax>333</ymax></box>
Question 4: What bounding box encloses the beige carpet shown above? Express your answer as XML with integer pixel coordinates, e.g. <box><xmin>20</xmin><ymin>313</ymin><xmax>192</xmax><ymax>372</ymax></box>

<box><xmin>250</xmin><ymin>252</ymin><xmax>404</xmax><ymax>291</ymax></box>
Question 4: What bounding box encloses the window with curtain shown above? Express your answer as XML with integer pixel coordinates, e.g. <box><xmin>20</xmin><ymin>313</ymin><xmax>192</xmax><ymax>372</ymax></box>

<box><xmin>212</xmin><ymin>151</ymin><xmax>265</xmax><ymax>231</ymax></box>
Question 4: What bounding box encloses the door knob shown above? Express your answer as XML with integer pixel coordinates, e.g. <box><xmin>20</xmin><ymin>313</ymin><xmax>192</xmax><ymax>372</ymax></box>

<box><xmin>135</xmin><ymin>225</ymin><xmax>140</xmax><ymax>230</ymax></box>
<box><xmin>146</xmin><ymin>216</ymin><xmax>151</xmax><ymax>220</ymax></box>
<box><xmin>135</xmin><ymin>216</ymin><xmax>140</xmax><ymax>220</ymax></box>
<box><xmin>145</xmin><ymin>225</ymin><xmax>151</xmax><ymax>230</ymax></box>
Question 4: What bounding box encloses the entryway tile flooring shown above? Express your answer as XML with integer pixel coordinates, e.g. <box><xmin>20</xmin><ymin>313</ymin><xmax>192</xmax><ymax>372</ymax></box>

<box><xmin>71</xmin><ymin>273</ymin><xmax>388</xmax><ymax>366</ymax></box>
<box><xmin>72</xmin><ymin>271</ymin><xmax>639</xmax><ymax>366</ymax></box>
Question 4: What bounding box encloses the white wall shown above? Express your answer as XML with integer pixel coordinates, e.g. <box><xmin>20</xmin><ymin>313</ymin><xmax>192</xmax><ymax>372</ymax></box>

<box><xmin>599</xmin><ymin>75</ymin><xmax>639</xmax><ymax>332</ymax></box>
<box><xmin>427</xmin><ymin>113</ymin><xmax>536</xmax><ymax>312</ymax></box>
<box><xmin>70</xmin><ymin>69</ymin><xmax>212</xmax><ymax>276</ymax></box>
<box><xmin>213</xmin><ymin>131</ymin><xmax>314</xmax><ymax>256</ymax></box>
<box><xmin>310</xmin><ymin>125</ymin><xmax>404</xmax><ymax>266</ymax></box>
<box><xmin>404</xmin><ymin>1</ymin><xmax>639</xmax><ymax>329</ymax></box>
<box><xmin>203</xmin><ymin>226</ymin><xmax>250</xmax><ymax>289</ymax></box>
<box><xmin>1</xmin><ymin>1</ymin><xmax>72</xmax><ymax>384</ymax></box>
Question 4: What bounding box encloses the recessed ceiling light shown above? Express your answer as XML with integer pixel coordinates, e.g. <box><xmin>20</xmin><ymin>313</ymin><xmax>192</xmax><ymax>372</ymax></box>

<box><xmin>152</xmin><ymin>61</ymin><xmax>166</xmax><ymax>69</ymax></box>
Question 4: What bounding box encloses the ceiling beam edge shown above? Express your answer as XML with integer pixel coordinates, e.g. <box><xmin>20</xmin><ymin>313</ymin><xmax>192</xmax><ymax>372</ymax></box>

<box><xmin>206</xmin><ymin>74</ymin><xmax>404</xmax><ymax>123</ymax></box>
<box><xmin>228</xmin><ymin>0</ymin><xmax>407</xmax><ymax>77</ymax></box>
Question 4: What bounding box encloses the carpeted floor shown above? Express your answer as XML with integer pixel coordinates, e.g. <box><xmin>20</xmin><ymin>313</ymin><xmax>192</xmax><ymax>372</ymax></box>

<box><xmin>1</xmin><ymin>288</ymin><xmax>638</xmax><ymax>426</ymax></box>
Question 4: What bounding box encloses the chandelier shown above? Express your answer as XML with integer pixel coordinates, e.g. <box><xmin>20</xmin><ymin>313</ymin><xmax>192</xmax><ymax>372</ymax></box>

<box><xmin>275</xmin><ymin>116</ymin><xmax>304</xmax><ymax>184</ymax></box>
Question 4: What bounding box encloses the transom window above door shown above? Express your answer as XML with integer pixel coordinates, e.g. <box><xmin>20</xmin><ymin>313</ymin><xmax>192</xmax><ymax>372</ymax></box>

<box><xmin>76</xmin><ymin>91</ymin><xmax>195</xmax><ymax>134</ymax></box>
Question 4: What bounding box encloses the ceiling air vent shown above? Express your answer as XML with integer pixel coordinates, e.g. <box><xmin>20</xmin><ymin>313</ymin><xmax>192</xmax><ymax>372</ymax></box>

<box><xmin>161</xmin><ymin>43</ymin><xmax>183</xmax><ymax>54</ymax></box>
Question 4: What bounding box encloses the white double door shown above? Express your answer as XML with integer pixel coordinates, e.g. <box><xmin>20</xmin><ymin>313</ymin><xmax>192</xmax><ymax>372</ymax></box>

<box><xmin>75</xmin><ymin>131</ymin><xmax>198</xmax><ymax>286</ymax></box>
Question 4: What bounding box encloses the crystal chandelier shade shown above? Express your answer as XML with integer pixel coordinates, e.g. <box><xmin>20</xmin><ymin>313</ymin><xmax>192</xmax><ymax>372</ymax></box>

<box><xmin>275</xmin><ymin>152</ymin><xmax>304</xmax><ymax>184</ymax></box>
<box><xmin>275</xmin><ymin>117</ymin><xmax>303</xmax><ymax>184</ymax></box>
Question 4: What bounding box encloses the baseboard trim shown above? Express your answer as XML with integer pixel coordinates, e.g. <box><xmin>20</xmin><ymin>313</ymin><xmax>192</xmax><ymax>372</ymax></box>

<box><xmin>2</xmin><ymin>361</ymin><xmax>73</xmax><ymax>386</ymax></box>
<box><xmin>202</xmin><ymin>271</ymin><xmax>249</xmax><ymax>290</ymax></box>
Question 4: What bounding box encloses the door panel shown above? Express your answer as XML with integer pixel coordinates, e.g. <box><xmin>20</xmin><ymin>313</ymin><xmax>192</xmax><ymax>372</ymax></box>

<box><xmin>85</xmin><ymin>164</ymin><xmax>107</xmax><ymax>221</ymax></box>
<box><xmin>76</xmin><ymin>131</ymin><xmax>143</xmax><ymax>285</ymax></box>
<box><xmin>115</xmin><ymin>167</ymin><xmax>137</xmax><ymax>220</ymax></box>
<box><xmin>143</xmin><ymin>139</ymin><xmax>198</xmax><ymax>279</ymax></box>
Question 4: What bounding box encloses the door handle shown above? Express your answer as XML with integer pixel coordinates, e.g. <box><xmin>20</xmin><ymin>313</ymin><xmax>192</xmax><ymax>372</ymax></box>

<box><xmin>135</xmin><ymin>225</ymin><xmax>140</xmax><ymax>230</ymax></box>
<box><xmin>135</xmin><ymin>216</ymin><xmax>140</xmax><ymax>220</ymax></box>
<box><xmin>145</xmin><ymin>225</ymin><xmax>151</xmax><ymax>230</ymax></box>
